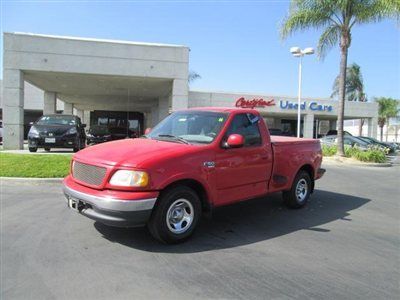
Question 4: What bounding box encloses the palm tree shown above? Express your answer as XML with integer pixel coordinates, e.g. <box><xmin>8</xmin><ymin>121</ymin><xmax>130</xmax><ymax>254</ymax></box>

<box><xmin>376</xmin><ymin>97</ymin><xmax>399</xmax><ymax>141</ymax></box>
<box><xmin>188</xmin><ymin>71</ymin><xmax>201</xmax><ymax>84</ymax></box>
<box><xmin>331</xmin><ymin>63</ymin><xmax>366</xmax><ymax>134</ymax></box>
<box><xmin>281</xmin><ymin>0</ymin><xmax>399</xmax><ymax>156</ymax></box>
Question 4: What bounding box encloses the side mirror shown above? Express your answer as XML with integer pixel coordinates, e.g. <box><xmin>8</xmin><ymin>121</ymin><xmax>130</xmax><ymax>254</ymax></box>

<box><xmin>82</xmin><ymin>124</ymin><xmax>87</xmax><ymax>128</ymax></box>
<box><xmin>144</xmin><ymin>128</ymin><xmax>152</xmax><ymax>135</ymax></box>
<box><xmin>225</xmin><ymin>134</ymin><xmax>244</xmax><ymax>148</ymax></box>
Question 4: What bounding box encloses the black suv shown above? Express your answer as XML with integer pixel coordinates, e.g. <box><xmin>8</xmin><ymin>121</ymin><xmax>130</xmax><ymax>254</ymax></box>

<box><xmin>28</xmin><ymin>114</ymin><xmax>86</xmax><ymax>152</ymax></box>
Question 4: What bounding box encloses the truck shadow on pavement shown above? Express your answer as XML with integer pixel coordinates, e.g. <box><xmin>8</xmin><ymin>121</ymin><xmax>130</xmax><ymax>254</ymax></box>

<box><xmin>94</xmin><ymin>190</ymin><xmax>369</xmax><ymax>253</ymax></box>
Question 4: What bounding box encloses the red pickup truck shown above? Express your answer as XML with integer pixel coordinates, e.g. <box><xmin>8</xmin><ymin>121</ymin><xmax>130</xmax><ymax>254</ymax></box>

<box><xmin>63</xmin><ymin>107</ymin><xmax>325</xmax><ymax>243</ymax></box>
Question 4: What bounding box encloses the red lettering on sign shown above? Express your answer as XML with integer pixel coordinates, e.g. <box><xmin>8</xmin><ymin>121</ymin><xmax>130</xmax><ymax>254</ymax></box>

<box><xmin>235</xmin><ymin>97</ymin><xmax>276</xmax><ymax>109</ymax></box>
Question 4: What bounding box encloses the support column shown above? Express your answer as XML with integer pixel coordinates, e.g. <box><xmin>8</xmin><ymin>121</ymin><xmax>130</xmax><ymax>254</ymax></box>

<box><xmin>158</xmin><ymin>96</ymin><xmax>169</xmax><ymax>122</ymax></box>
<box><xmin>303</xmin><ymin>114</ymin><xmax>314</xmax><ymax>138</ymax></box>
<box><xmin>83</xmin><ymin>110</ymin><xmax>91</xmax><ymax>128</ymax></box>
<box><xmin>63</xmin><ymin>102</ymin><xmax>73</xmax><ymax>114</ymax></box>
<box><xmin>74</xmin><ymin>108</ymin><xmax>84</xmax><ymax>120</ymax></box>
<box><xmin>151</xmin><ymin>106</ymin><xmax>159</xmax><ymax>127</ymax></box>
<box><xmin>43</xmin><ymin>91</ymin><xmax>57</xmax><ymax>115</ymax></box>
<box><xmin>171</xmin><ymin>79</ymin><xmax>188</xmax><ymax>111</ymax></box>
<box><xmin>3</xmin><ymin>69</ymin><xmax>24</xmax><ymax>149</ymax></box>
<box><xmin>144</xmin><ymin>112</ymin><xmax>151</xmax><ymax>130</ymax></box>
<box><xmin>368</xmin><ymin>117</ymin><xmax>378</xmax><ymax>139</ymax></box>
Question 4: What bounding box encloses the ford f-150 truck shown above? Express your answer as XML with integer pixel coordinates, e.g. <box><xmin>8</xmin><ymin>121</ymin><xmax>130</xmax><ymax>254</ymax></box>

<box><xmin>63</xmin><ymin>107</ymin><xmax>325</xmax><ymax>243</ymax></box>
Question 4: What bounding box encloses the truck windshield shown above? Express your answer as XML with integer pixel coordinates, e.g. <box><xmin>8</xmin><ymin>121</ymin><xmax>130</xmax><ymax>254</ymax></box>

<box><xmin>147</xmin><ymin>111</ymin><xmax>228</xmax><ymax>144</ymax></box>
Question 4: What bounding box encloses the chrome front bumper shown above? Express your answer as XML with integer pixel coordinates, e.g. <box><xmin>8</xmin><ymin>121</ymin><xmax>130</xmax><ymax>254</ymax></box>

<box><xmin>63</xmin><ymin>184</ymin><xmax>157</xmax><ymax>227</ymax></box>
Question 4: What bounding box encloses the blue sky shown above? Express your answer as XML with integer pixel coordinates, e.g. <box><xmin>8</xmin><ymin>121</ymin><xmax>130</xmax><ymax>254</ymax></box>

<box><xmin>1</xmin><ymin>0</ymin><xmax>399</xmax><ymax>100</ymax></box>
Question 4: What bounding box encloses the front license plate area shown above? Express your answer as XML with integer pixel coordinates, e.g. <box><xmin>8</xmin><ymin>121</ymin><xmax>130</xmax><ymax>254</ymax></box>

<box><xmin>68</xmin><ymin>197</ymin><xmax>83</xmax><ymax>212</ymax></box>
<box><xmin>45</xmin><ymin>138</ymin><xmax>56</xmax><ymax>143</ymax></box>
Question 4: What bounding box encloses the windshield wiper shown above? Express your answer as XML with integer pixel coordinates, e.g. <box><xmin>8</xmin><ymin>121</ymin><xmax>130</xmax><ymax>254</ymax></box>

<box><xmin>157</xmin><ymin>134</ymin><xmax>190</xmax><ymax>144</ymax></box>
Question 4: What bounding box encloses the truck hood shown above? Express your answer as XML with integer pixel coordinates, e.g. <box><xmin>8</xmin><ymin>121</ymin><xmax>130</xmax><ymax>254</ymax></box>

<box><xmin>74</xmin><ymin>138</ymin><xmax>195</xmax><ymax>168</ymax></box>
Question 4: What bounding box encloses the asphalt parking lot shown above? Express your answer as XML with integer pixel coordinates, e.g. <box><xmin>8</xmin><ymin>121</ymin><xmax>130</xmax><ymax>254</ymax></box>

<box><xmin>1</xmin><ymin>164</ymin><xmax>399</xmax><ymax>299</ymax></box>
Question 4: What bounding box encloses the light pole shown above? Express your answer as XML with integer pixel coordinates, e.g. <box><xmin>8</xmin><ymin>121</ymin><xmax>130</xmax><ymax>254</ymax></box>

<box><xmin>290</xmin><ymin>47</ymin><xmax>314</xmax><ymax>138</ymax></box>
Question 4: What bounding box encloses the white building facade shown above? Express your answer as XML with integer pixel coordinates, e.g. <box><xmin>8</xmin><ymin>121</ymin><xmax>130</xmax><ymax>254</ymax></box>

<box><xmin>1</xmin><ymin>32</ymin><xmax>380</xmax><ymax>149</ymax></box>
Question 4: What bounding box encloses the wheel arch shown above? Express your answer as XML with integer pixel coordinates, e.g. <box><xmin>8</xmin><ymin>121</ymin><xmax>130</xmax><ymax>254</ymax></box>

<box><xmin>160</xmin><ymin>179</ymin><xmax>212</xmax><ymax>212</ymax></box>
<box><xmin>297</xmin><ymin>164</ymin><xmax>315</xmax><ymax>192</ymax></box>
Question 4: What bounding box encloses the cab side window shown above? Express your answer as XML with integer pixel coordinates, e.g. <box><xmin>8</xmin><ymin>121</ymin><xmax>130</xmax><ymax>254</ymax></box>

<box><xmin>225</xmin><ymin>113</ymin><xmax>262</xmax><ymax>146</ymax></box>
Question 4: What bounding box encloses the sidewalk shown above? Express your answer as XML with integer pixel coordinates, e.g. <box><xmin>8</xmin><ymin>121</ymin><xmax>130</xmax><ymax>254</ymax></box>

<box><xmin>1</xmin><ymin>149</ymin><xmax>74</xmax><ymax>155</ymax></box>
<box><xmin>1</xmin><ymin>142</ymin><xmax>74</xmax><ymax>155</ymax></box>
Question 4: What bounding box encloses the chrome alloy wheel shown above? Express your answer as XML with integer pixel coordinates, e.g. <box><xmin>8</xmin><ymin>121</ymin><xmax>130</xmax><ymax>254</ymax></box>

<box><xmin>166</xmin><ymin>199</ymin><xmax>194</xmax><ymax>234</ymax></box>
<box><xmin>295</xmin><ymin>178</ymin><xmax>308</xmax><ymax>202</ymax></box>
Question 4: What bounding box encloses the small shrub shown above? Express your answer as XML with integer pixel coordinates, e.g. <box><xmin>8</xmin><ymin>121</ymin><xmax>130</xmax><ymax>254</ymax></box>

<box><xmin>351</xmin><ymin>148</ymin><xmax>387</xmax><ymax>163</ymax></box>
<box><xmin>321</xmin><ymin>144</ymin><xmax>387</xmax><ymax>163</ymax></box>
<box><xmin>322</xmin><ymin>145</ymin><xmax>337</xmax><ymax>156</ymax></box>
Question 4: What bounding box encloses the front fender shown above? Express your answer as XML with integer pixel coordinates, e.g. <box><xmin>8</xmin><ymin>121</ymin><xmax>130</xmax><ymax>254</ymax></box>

<box><xmin>157</xmin><ymin>171</ymin><xmax>215</xmax><ymax>206</ymax></box>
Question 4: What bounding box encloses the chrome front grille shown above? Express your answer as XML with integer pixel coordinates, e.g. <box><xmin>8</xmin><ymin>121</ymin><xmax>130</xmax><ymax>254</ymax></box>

<box><xmin>72</xmin><ymin>161</ymin><xmax>107</xmax><ymax>186</ymax></box>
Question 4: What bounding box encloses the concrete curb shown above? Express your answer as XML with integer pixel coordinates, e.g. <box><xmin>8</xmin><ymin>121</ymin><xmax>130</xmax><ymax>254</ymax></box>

<box><xmin>0</xmin><ymin>177</ymin><xmax>63</xmax><ymax>183</ymax></box>
<box><xmin>323</xmin><ymin>157</ymin><xmax>392</xmax><ymax>168</ymax></box>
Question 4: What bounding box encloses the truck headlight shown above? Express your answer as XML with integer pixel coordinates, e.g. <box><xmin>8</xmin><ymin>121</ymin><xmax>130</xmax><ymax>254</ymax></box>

<box><xmin>109</xmin><ymin>170</ymin><xmax>149</xmax><ymax>187</ymax></box>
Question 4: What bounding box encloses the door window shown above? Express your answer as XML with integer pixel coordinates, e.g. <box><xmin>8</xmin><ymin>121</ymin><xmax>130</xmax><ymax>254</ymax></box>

<box><xmin>225</xmin><ymin>113</ymin><xmax>262</xmax><ymax>146</ymax></box>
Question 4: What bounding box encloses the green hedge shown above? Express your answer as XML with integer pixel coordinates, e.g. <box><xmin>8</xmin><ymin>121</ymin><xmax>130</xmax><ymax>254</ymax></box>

<box><xmin>0</xmin><ymin>153</ymin><xmax>72</xmax><ymax>178</ymax></box>
<box><xmin>322</xmin><ymin>144</ymin><xmax>387</xmax><ymax>163</ymax></box>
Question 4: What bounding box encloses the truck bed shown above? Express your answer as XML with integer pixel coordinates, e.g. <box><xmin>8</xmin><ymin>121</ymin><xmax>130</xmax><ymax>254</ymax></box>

<box><xmin>269</xmin><ymin>136</ymin><xmax>322</xmax><ymax>193</ymax></box>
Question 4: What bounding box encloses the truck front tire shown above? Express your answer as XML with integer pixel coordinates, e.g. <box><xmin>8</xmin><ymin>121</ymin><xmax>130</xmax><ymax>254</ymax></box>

<box><xmin>147</xmin><ymin>186</ymin><xmax>201</xmax><ymax>244</ymax></box>
<box><xmin>283</xmin><ymin>171</ymin><xmax>312</xmax><ymax>209</ymax></box>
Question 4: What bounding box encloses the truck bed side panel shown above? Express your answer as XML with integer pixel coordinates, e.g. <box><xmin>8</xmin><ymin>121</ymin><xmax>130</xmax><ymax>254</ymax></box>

<box><xmin>269</xmin><ymin>139</ymin><xmax>322</xmax><ymax>193</ymax></box>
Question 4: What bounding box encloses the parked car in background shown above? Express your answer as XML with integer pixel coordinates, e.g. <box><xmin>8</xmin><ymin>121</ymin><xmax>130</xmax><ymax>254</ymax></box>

<box><xmin>0</xmin><ymin>120</ymin><xmax>3</xmax><ymax>143</ymax></box>
<box><xmin>268</xmin><ymin>128</ymin><xmax>292</xmax><ymax>136</ymax></box>
<box><xmin>87</xmin><ymin>125</ymin><xmax>139</xmax><ymax>145</ymax></box>
<box><xmin>320</xmin><ymin>135</ymin><xmax>370</xmax><ymax>151</ymax></box>
<box><xmin>86</xmin><ymin>125</ymin><xmax>112</xmax><ymax>145</ymax></box>
<box><xmin>326</xmin><ymin>130</ymin><xmax>353</xmax><ymax>136</ymax></box>
<box><xmin>357</xmin><ymin>136</ymin><xmax>394</xmax><ymax>153</ymax></box>
<box><xmin>28</xmin><ymin>115</ymin><xmax>86</xmax><ymax>152</ymax></box>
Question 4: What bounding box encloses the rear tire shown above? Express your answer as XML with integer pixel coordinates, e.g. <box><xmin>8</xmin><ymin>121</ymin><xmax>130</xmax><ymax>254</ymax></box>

<box><xmin>283</xmin><ymin>171</ymin><xmax>312</xmax><ymax>209</ymax></box>
<box><xmin>28</xmin><ymin>147</ymin><xmax>37</xmax><ymax>153</ymax></box>
<box><xmin>147</xmin><ymin>186</ymin><xmax>201</xmax><ymax>244</ymax></box>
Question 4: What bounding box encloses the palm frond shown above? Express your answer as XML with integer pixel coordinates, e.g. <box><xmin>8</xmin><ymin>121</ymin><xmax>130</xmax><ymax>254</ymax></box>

<box><xmin>281</xmin><ymin>7</ymin><xmax>332</xmax><ymax>39</ymax></box>
<box><xmin>188</xmin><ymin>71</ymin><xmax>201</xmax><ymax>84</ymax></box>
<box><xmin>331</xmin><ymin>61</ymin><xmax>366</xmax><ymax>102</ymax></box>
<box><xmin>353</xmin><ymin>0</ymin><xmax>400</xmax><ymax>25</ymax></box>
<box><xmin>317</xmin><ymin>24</ymin><xmax>341</xmax><ymax>59</ymax></box>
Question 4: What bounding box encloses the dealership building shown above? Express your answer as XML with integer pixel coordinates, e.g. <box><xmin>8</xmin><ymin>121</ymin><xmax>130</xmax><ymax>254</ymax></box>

<box><xmin>1</xmin><ymin>32</ymin><xmax>379</xmax><ymax>149</ymax></box>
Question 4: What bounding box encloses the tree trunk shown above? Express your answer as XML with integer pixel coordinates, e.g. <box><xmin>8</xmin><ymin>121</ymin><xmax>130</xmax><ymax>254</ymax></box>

<box><xmin>380</xmin><ymin>125</ymin><xmax>384</xmax><ymax>141</ymax></box>
<box><xmin>358</xmin><ymin>118</ymin><xmax>364</xmax><ymax>136</ymax></box>
<box><xmin>337</xmin><ymin>41</ymin><xmax>348</xmax><ymax>157</ymax></box>
<box><xmin>385</xmin><ymin>119</ymin><xmax>389</xmax><ymax>142</ymax></box>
